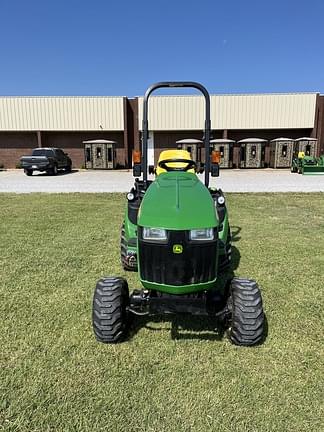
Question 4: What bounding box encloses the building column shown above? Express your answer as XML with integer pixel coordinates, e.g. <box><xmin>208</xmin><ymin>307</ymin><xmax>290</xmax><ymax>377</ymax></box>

<box><xmin>36</xmin><ymin>131</ymin><xmax>42</xmax><ymax>148</ymax></box>
<box><xmin>132</xmin><ymin>98</ymin><xmax>140</xmax><ymax>151</ymax></box>
<box><xmin>124</xmin><ymin>98</ymin><xmax>140</xmax><ymax>168</ymax></box>
<box><xmin>314</xmin><ymin>96</ymin><xmax>324</xmax><ymax>155</ymax></box>
<box><xmin>233</xmin><ymin>144</ymin><xmax>240</xmax><ymax>169</ymax></box>
<box><xmin>265</xmin><ymin>142</ymin><xmax>271</xmax><ymax>167</ymax></box>
<box><xmin>123</xmin><ymin>98</ymin><xmax>129</xmax><ymax>168</ymax></box>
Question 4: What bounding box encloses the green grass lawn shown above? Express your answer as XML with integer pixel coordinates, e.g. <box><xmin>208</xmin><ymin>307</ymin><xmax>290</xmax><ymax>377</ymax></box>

<box><xmin>0</xmin><ymin>193</ymin><xmax>323</xmax><ymax>432</ymax></box>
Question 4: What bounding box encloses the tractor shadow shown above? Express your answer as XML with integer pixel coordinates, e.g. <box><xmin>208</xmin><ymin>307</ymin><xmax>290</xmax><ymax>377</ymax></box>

<box><xmin>229</xmin><ymin>225</ymin><xmax>241</xmax><ymax>272</ymax></box>
<box><xmin>128</xmin><ymin>314</ymin><xmax>226</xmax><ymax>342</ymax></box>
<box><xmin>170</xmin><ymin>315</ymin><xmax>225</xmax><ymax>341</ymax></box>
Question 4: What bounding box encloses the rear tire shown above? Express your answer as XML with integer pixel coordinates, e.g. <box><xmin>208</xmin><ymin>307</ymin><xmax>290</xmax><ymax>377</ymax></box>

<box><xmin>24</xmin><ymin>169</ymin><xmax>33</xmax><ymax>176</ymax></box>
<box><xmin>92</xmin><ymin>277</ymin><xmax>129</xmax><ymax>343</ymax></box>
<box><xmin>65</xmin><ymin>164</ymin><xmax>72</xmax><ymax>173</ymax></box>
<box><xmin>227</xmin><ymin>278</ymin><xmax>264</xmax><ymax>346</ymax></box>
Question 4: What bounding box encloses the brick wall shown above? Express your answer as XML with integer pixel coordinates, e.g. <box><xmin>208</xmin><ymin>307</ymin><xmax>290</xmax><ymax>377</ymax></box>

<box><xmin>0</xmin><ymin>132</ymin><xmax>38</xmax><ymax>168</ymax></box>
<box><xmin>42</xmin><ymin>131</ymin><xmax>125</xmax><ymax>168</ymax></box>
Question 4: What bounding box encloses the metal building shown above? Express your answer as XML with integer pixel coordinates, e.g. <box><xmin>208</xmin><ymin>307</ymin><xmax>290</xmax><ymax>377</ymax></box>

<box><xmin>1</xmin><ymin>91</ymin><xmax>324</xmax><ymax>169</ymax></box>
<box><xmin>0</xmin><ymin>96</ymin><xmax>127</xmax><ymax>169</ymax></box>
<box><xmin>269</xmin><ymin>138</ymin><xmax>294</xmax><ymax>168</ymax></box>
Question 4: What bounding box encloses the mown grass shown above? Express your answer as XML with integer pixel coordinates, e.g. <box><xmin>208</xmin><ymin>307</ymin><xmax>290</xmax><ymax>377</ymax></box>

<box><xmin>0</xmin><ymin>193</ymin><xmax>323</xmax><ymax>432</ymax></box>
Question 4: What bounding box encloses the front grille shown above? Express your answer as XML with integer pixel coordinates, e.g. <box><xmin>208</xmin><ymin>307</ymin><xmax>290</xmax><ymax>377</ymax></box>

<box><xmin>138</xmin><ymin>228</ymin><xmax>217</xmax><ymax>286</ymax></box>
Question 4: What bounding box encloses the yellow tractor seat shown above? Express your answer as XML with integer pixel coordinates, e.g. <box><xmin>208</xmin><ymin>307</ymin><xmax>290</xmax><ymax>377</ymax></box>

<box><xmin>156</xmin><ymin>149</ymin><xmax>195</xmax><ymax>175</ymax></box>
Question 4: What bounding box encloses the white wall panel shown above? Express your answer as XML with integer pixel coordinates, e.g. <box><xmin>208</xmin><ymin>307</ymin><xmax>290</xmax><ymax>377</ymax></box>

<box><xmin>138</xmin><ymin>93</ymin><xmax>317</xmax><ymax>130</ymax></box>
<box><xmin>0</xmin><ymin>97</ymin><xmax>124</xmax><ymax>131</ymax></box>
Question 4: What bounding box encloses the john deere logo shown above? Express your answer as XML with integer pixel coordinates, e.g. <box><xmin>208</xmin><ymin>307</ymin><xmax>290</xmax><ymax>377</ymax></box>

<box><xmin>173</xmin><ymin>244</ymin><xmax>183</xmax><ymax>254</ymax></box>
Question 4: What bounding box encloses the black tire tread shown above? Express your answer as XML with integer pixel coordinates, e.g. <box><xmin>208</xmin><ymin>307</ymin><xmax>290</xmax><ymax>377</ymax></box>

<box><xmin>92</xmin><ymin>277</ymin><xmax>129</xmax><ymax>343</ymax></box>
<box><xmin>228</xmin><ymin>278</ymin><xmax>264</xmax><ymax>346</ymax></box>
<box><xmin>51</xmin><ymin>164</ymin><xmax>58</xmax><ymax>176</ymax></box>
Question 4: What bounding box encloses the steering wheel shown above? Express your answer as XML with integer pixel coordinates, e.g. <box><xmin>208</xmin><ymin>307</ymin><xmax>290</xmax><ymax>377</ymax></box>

<box><xmin>158</xmin><ymin>158</ymin><xmax>197</xmax><ymax>172</ymax></box>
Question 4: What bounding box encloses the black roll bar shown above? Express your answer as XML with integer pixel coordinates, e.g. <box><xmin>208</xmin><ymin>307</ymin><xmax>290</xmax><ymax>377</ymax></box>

<box><xmin>142</xmin><ymin>81</ymin><xmax>211</xmax><ymax>187</ymax></box>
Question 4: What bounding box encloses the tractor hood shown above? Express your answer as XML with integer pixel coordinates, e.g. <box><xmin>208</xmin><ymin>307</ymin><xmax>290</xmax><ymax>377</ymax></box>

<box><xmin>138</xmin><ymin>172</ymin><xmax>218</xmax><ymax>230</ymax></box>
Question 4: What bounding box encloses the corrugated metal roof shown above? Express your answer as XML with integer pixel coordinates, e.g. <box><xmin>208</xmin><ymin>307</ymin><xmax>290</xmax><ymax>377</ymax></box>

<box><xmin>0</xmin><ymin>96</ymin><xmax>124</xmax><ymax>131</ymax></box>
<box><xmin>138</xmin><ymin>93</ymin><xmax>317</xmax><ymax>130</ymax></box>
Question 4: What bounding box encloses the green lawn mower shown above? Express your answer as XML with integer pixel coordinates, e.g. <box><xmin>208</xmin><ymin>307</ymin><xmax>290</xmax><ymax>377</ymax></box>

<box><xmin>92</xmin><ymin>81</ymin><xmax>264</xmax><ymax>346</ymax></box>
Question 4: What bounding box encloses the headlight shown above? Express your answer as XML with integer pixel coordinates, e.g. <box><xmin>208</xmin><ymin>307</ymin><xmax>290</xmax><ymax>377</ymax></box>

<box><xmin>217</xmin><ymin>196</ymin><xmax>225</xmax><ymax>205</ymax></box>
<box><xmin>189</xmin><ymin>228</ymin><xmax>214</xmax><ymax>241</ymax></box>
<box><xmin>142</xmin><ymin>227</ymin><xmax>167</xmax><ymax>241</ymax></box>
<box><xmin>127</xmin><ymin>192</ymin><xmax>135</xmax><ymax>201</ymax></box>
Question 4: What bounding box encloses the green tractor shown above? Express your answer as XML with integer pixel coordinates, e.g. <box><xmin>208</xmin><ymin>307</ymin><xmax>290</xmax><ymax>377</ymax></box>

<box><xmin>92</xmin><ymin>82</ymin><xmax>264</xmax><ymax>346</ymax></box>
<box><xmin>291</xmin><ymin>152</ymin><xmax>324</xmax><ymax>175</ymax></box>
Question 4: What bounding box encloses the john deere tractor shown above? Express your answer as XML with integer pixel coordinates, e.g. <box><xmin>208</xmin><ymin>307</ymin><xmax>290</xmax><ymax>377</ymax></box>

<box><xmin>291</xmin><ymin>151</ymin><xmax>324</xmax><ymax>175</ymax></box>
<box><xmin>92</xmin><ymin>82</ymin><xmax>264</xmax><ymax>346</ymax></box>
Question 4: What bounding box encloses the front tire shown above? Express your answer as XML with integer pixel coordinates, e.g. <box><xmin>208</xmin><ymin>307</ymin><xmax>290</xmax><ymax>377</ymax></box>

<box><xmin>92</xmin><ymin>277</ymin><xmax>129</xmax><ymax>343</ymax></box>
<box><xmin>227</xmin><ymin>278</ymin><xmax>264</xmax><ymax>346</ymax></box>
<box><xmin>24</xmin><ymin>169</ymin><xmax>33</xmax><ymax>176</ymax></box>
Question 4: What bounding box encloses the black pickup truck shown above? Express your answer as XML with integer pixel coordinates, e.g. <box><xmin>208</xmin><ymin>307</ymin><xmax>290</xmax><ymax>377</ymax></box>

<box><xmin>20</xmin><ymin>148</ymin><xmax>72</xmax><ymax>176</ymax></box>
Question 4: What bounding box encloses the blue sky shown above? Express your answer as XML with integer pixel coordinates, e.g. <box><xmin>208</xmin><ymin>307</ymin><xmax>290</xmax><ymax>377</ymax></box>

<box><xmin>0</xmin><ymin>0</ymin><xmax>323</xmax><ymax>96</ymax></box>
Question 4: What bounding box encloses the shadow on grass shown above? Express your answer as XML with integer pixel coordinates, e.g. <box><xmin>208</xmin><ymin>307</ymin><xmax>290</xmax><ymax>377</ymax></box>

<box><xmin>230</xmin><ymin>245</ymin><xmax>240</xmax><ymax>272</ymax></box>
<box><xmin>128</xmin><ymin>310</ymin><xmax>268</xmax><ymax>345</ymax></box>
<box><xmin>231</xmin><ymin>225</ymin><xmax>242</xmax><ymax>243</ymax></box>
<box><xmin>261</xmin><ymin>314</ymin><xmax>269</xmax><ymax>345</ymax></box>
<box><xmin>128</xmin><ymin>314</ymin><xmax>226</xmax><ymax>342</ymax></box>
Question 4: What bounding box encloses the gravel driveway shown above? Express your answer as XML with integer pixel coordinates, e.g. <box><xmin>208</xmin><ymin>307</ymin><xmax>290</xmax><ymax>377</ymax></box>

<box><xmin>1</xmin><ymin>169</ymin><xmax>324</xmax><ymax>193</ymax></box>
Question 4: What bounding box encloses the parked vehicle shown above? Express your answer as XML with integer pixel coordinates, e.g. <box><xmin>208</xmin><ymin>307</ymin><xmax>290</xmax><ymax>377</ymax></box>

<box><xmin>20</xmin><ymin>148</ymin><xmax>72</xmax><ymax>176</ymax></box>
<box><xmin>291</xmin><ymin>151</ymin><xmax>324</xmax><ymax>175</ymax></box>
